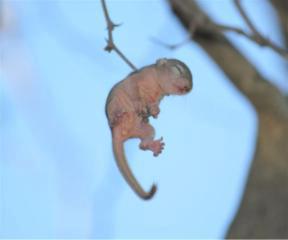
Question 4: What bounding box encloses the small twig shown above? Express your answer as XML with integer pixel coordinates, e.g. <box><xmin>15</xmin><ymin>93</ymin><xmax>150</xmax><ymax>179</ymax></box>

<box><xmin>150</xmin><ymin>36</ymin><xmax>191</xmax><ymax>50</ymax></box>
<box><xmin>101</xmin><ymin>0</ymin><xmax>137</xmax><ymax>70</ymax></box>
<box><xmin>151</xmin><ymin>21</ymin><xmax>197</xmax><ymax>50</ymax></box>
<box><xmin>233</xmin><ymin>0</ymin><xmax>288</xmax><ymax>58</ymax></box>
<box><xmin>214</xmin><ymin>23</ymin><xmax>266</xmax><ymax>45</ymax></box>
<box><xmin>234</xmin><ymin>0</ymin><xmax>260</xmax><ymax>36</ymax></box>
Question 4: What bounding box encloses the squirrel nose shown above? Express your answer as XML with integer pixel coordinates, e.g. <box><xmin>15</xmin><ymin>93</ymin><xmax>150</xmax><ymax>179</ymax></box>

<box><xmin>183</xmin><ymin>86</ymin><xmax>191</xmax><ymax>92</ymax></box>
<box><xmin>178</xmin><ymin>86</ymin><xmax>191</xmax><ymax>93</ymax></box>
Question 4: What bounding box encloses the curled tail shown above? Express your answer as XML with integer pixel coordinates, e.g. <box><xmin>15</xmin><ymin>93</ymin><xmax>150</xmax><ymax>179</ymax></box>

<box><xmin>113</xmin><ymin>137</ymin><xmax>157</xmax><ymax>200</ymax></box>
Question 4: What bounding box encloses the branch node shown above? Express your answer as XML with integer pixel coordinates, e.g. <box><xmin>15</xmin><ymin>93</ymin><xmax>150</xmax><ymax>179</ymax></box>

<box><xmin>104</xmin><ymin>39</ymin><xmax>114</xmax><ymax>52</ymax></box>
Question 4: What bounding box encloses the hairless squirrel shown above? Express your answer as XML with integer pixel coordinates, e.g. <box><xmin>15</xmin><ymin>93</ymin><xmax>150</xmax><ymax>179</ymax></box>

<box><xmin>105</xmin><ymin>58</ymin><xmax>193</xmax><ymax>200</ymax></box>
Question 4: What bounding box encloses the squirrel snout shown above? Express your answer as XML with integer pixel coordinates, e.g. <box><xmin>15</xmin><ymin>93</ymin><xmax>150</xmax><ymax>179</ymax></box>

<box><xmin>178</xmin><ymin>85</ymin><xmax>191</xmax><ymax>94</ymax></box>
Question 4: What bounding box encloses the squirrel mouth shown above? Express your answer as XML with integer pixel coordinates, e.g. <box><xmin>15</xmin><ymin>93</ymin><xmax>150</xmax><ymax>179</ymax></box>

<box><xmin>178</xmin><ymin>86</ymin><xmax>190</xmax><ymax>93</ymax></box>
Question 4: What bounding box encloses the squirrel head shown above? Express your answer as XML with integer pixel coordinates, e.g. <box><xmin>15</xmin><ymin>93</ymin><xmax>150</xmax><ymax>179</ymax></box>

<box><xmin>156</xmin><ymin>58</ymin><xmax>193</xmax><ymax>95</ymax></box>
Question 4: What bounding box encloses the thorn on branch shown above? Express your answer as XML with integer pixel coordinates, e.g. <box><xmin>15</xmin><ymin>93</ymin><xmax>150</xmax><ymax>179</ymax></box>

<box><xmin>107</xmin><ymin>21</ymin><xmax>121</xmax><ymax>31</ymax></box>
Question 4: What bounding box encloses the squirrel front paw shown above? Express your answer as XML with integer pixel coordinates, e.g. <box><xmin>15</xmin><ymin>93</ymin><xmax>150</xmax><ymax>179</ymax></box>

<box><xmin>149</xmin><ymin>104</ymin><xmax>160</xmax><ymax>118</ymax></box>
<box><xmin>139</xmin><ymin>137</ymin><xmax>165</xmax><ymax>156</ymax></box>
<box><xmin>135</xmin><ymin>101</ymin><xmax>149</xmax><ymax>118</ymax></box>
<box><xmin>151</xmin><ymin>137</ymin><xmax>165</xmax><ymax>156</ymax></box>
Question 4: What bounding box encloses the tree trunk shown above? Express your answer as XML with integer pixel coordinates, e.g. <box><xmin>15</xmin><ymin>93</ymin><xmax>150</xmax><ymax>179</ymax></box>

<box><xmin>227</xmin><ymin>111</ymin><xmax>288</xmax><ymax>238</ymax></box>
<box><xmin>270</xmin><ymin>0</ymin><xmax>288</xmax><ymax>49</ymax></box>
<box><xmin>168</xmin><ymin>0</ymin><xmax>288</xmax><ymax>238</ymax></box>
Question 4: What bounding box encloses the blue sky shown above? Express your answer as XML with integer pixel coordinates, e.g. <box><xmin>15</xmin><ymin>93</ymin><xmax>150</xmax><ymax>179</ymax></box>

<box><xmin>1</xmin><ymin>0</ymin><xmax>287</xmax><ymax>238</ymax></box>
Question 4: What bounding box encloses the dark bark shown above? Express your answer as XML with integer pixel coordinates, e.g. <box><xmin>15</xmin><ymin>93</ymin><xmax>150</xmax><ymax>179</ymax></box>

<box><xmin>270</xmin><ymin>0</ymin><xmax>288</xmax><ymax>49</ymax></box>
<box><xmin>168</xmin><ymin>0</ymin><xmax>288</xmax><ymax>238</ymax></box>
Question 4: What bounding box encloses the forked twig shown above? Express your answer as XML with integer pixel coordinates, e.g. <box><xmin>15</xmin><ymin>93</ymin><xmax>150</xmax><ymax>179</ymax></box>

<box><xmin>233</xmin><ymin>0</ymin><xmax>288</xmax><ymax>58</ymax></box>
<box><xmin>234</xmin><ymin>0</ymin><xmax>260</xmax><ymax>36</ymax></box>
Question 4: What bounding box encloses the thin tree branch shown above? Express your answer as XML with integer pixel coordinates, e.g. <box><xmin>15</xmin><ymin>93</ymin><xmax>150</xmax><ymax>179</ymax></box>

<box><xmin>152</xmin><ymin>22</ymin><xmax>254</xmax><ymax>50</ymax></box>
<box><xmin>153</xmin><ymin>2</ymin><xmax>288</xmax><ymax>59</ymax></box>
<box><xmin>151</xmin><ymin>20</ymin><xmax>197</xmax><ymax>49</ymax></box>
<box><xmin>151</xmin><ymin>36</ymin><xmax>191</xmax><ymax>50</ymax></box>
<box><xmin>234</xmin><ymin>0</ymin><xmax>288</xmax><ymax>59</ymax></box>
<box><xmin>234</xmin><ymin>0</ymin><xmax>260</xmax><ymax>36</ymax></box>
<box><xmin>101</xmin><ymin>0</ymin><xmax>137</xmax><ymax>71</ymax></box>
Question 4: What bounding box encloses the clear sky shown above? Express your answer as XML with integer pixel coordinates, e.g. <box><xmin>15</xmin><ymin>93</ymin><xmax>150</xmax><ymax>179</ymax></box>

<box><xmin>1</xmin><ymin>0</ymin><xmax>287</xmax><ymax>238</ymax></box>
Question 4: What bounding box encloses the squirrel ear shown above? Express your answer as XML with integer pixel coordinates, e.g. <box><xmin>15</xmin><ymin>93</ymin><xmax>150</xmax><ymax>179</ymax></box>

<box><xmin>156</xmin><ymin>58</ymin><xmax>168</xmax><ymax>66</ymax></box>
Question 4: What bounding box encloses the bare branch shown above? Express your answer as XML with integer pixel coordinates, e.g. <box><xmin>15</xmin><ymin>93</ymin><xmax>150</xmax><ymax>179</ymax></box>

<box><xmin>233</xmin><ymin>0</ymin><xmax>288</xmax><ymax>59</ymax></box>
<box><xmin>152</xmin><ymin>23</ymin><xmax>255</xmax><ymax>50</ymax></box>
<box><xmin>234</xmin><ymin>0</ymin><xmax>260</xmax><ymax>36</ymax></box>
<box><xmin>153</xmin><ymin>1</ymin><xmax>288</xmax><ymax>59</ymax></box>
<box><xmin>101</xmin><ymin>0</ymin><xmax>137</xmax><ymax>71</ymax></box>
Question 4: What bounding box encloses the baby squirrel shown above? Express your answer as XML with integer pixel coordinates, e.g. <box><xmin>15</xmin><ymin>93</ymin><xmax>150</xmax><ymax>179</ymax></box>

<box><xmin>105</xmin><ymin>58</ymin><xmax>193</xmax><ymax>200</ymax></box>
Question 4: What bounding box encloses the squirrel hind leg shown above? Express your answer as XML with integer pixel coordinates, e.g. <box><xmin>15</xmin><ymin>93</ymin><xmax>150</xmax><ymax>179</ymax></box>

<box><xmin>132</xmin><ymin>121</ymin><xmax>165</xmax><ymax>156</ymax></box>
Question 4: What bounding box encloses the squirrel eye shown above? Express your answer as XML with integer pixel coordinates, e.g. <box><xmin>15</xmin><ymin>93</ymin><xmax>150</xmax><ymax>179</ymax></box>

<box><xmin>171</xmin><ymin>65</ymin><xmax>183</xmax><ymax>76</ymax></box>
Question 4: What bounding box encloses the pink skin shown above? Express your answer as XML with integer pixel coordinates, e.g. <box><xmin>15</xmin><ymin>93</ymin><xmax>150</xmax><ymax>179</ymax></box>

<box><xmin>148</xmin><ymin>103</ymin><xmax>160</xmax><ymax>119</ymax></box>
<box><xmin>111</xmin><ymin>101</ymin><xmax>164</xmax><ymax>157</ymax></box>
<box><xmin>140</xmin><ymin>137</ymin><xmax>164</xmax><ymax>157</ymax></box>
